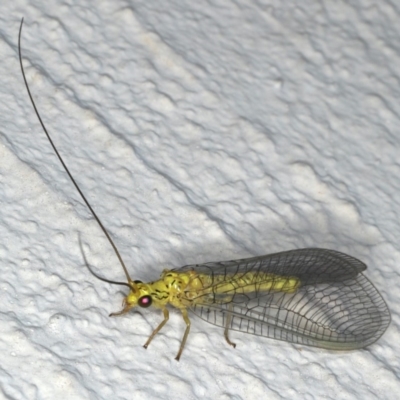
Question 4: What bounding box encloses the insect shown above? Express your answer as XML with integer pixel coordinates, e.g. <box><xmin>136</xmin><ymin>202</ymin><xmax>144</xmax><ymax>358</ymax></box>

<box><xmin>18</xmin><ymin>18</ymin><xmax>390</xmax><ymax>361</ymax></box>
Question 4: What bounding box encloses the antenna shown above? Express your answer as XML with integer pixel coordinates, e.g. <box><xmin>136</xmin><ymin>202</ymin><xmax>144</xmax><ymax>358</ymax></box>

<box><xmin>18</xmin><ymin>17</ymin><xmax>135</xmax><ymax>290</ymax></box>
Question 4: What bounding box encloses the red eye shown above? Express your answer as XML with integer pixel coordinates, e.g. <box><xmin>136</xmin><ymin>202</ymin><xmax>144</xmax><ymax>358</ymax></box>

<box><xmin>138</xmin><ymin>295</ymin><xmax>152</xmax><ymax>308</ymax></box>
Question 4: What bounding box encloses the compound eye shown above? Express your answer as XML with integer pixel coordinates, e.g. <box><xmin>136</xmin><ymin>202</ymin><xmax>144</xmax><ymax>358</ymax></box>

<box><xmin>138</xmin><ymin>295</ymin><xmax>152</xmax><ymax>308</ymax></box>
<box><xmin>134</xmin><ymin>280</ymin><xmax>143</xmax><ymax>284</ymax></box>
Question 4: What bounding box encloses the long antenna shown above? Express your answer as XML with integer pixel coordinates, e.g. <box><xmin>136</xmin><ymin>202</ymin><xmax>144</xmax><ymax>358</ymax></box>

<box><xmin>18</xmin><ymin>17</ymin><xmax>134</xmax><ymax>288</ymax></box>
<box><xmin>78</xmin><ymin>234</ymin><xmax>130</xmax><ymax>287</ymax></box>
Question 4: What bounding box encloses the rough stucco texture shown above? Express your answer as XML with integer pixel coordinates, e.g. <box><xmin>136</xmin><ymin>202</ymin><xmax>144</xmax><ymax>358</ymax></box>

<box><xmin>0</xmin><ymin>1</ymin><xmax>399</xmax><ymax>399</ymax></box>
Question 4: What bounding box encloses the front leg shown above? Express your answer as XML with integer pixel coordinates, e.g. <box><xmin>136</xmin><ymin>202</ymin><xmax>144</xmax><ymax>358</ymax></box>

<box><xmin>143</xmin><ymin>307</ymin><xmax>169</xmax><ymax>349</ymax></box>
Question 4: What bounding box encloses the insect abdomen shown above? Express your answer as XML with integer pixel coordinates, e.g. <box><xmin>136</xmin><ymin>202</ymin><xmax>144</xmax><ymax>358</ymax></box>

<box><xmin>186</xmin><ymin>271</ymin><xmax>300</xmax><ymax>297</ymax></box>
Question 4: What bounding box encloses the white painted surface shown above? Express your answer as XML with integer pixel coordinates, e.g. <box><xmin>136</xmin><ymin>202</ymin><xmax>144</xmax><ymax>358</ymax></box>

<box><xmin>0</xmin><ymin>1</ymin><xmax>399</xmax><ymax>399</ymax></box>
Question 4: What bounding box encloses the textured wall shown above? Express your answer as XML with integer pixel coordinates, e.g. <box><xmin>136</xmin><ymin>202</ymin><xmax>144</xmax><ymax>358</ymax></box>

<box><xmin>0</xmin><ymin>1</ymin><xmax>398</xmax><ymax>399</ymax></box>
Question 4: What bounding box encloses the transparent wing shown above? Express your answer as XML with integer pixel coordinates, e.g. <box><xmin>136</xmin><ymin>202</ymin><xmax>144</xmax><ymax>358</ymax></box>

<box><xmin>175</xmin><ymin>248</ymin><xmax>390</xmax><ymax>349</ymax></box>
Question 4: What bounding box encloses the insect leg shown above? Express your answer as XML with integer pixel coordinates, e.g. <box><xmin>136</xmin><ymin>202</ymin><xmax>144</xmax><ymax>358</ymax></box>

<box><xmin>143</xmin><ymin>307</ymin><xmax>169</xmax><ymax>349</ymax></box>
<box><xmin>175</xmin><ymin>308</ymin><xmax>191</xmax><ymax>361</ymax></box>
<box><xmin>109</xmin><ymin>294</ymin><xmax>136</xmax><ymax>317</ymax></box>
<box><xmin>224</xmin><ymin>303</ymin><xmax>236</xmax><ymax>348</ymax></box>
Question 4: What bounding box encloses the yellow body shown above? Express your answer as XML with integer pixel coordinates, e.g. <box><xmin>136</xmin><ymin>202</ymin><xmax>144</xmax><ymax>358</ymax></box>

<box><xmin>114</xmin><ymin>269</ymin><xmax>300</xmax><ymax>360</ymax></box>
<box><xmin>125</xmin><ymin>270</ymin><xmax>300</xmax><ymax>310</ymax></box>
